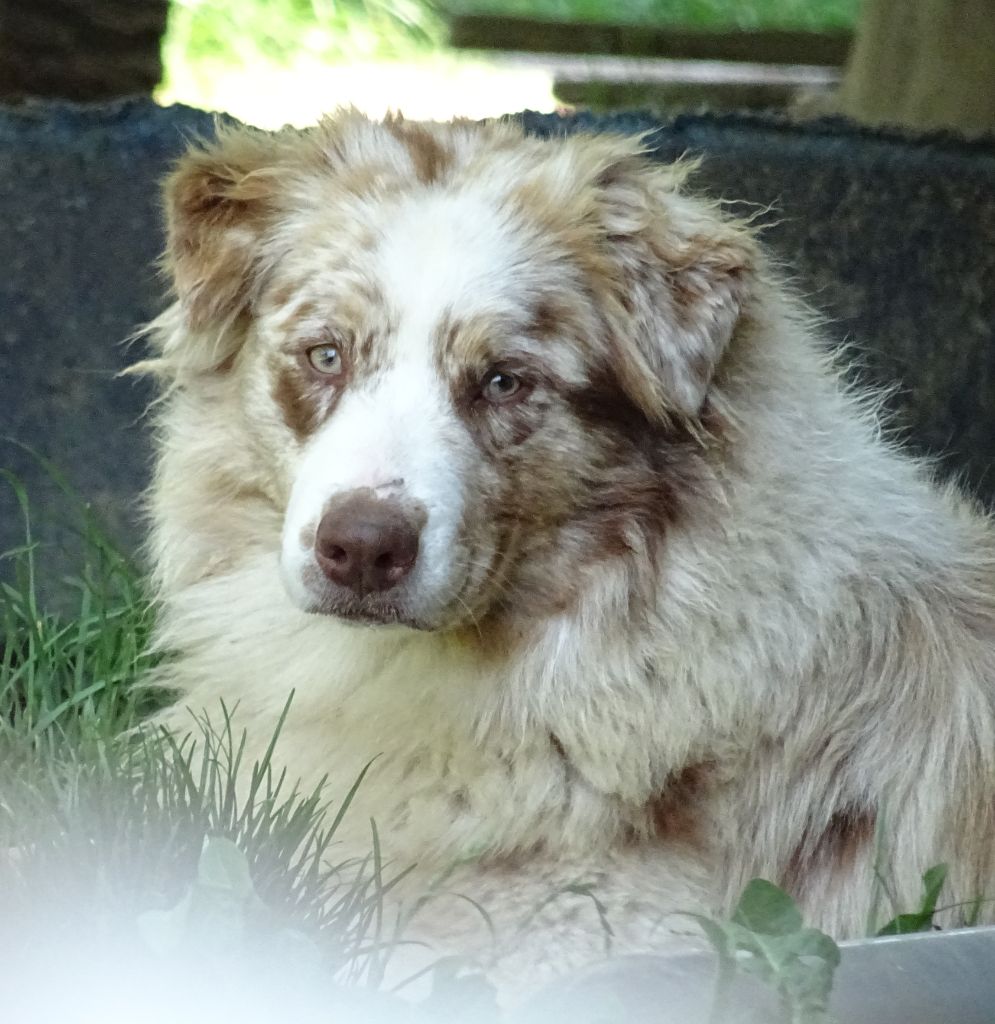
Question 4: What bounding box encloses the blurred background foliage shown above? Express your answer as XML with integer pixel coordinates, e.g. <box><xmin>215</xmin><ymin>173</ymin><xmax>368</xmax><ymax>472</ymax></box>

<box><xmin>164</xmin><ymin>0</ymin><xmax>445</xmax><ymax>70</ymax></box>
<box><xmin>0</xmin><ymin>0</ymin><xmax>990</xmax><ymax>135</ymax></box>
<box><xmin>445</xmin><ymin>0</ymin><xmax>859</xmax><ymax>27</ymax></box>
<box><xmin>159</xmin><ymin>0</ymin><xmax>541</xmax><ymax>123</ymax></box>
<box><xmin>158</xmin><ymin>0</ymin><xmax>860</xmax><ymax>125</ymax></box>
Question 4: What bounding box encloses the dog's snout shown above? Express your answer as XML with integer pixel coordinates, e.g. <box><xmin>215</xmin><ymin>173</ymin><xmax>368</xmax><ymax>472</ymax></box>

<box><xmin>315</xmin><ymin>493</ymin><xmax>420</xmax><ymax>595</ymax></box>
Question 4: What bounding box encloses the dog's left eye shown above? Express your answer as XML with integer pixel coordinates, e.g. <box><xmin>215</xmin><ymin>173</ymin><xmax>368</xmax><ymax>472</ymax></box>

<box><xmin>306</xmin><ymin>344</ymin><xmax>343</xmax><ymax>376</ymax></box>
<box><xmin>481</xmin><ymin>370</ymin><xmax>523</xmax><ymax>403</ymax></box>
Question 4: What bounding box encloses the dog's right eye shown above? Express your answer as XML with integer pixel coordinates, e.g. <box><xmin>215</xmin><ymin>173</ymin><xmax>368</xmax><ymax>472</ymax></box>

<box><xmin>306</xmin><ymin>344</ymin><xmax>344</xmax><ymax>376</ymax></box>
<box><xmin>481</xmin><ymin>369</ymin><xmax>524</xmax><ymax>404</ymax></box>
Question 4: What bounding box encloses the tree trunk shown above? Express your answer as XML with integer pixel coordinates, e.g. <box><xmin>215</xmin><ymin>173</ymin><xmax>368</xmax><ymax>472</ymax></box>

<box><xmin>0</xmin><ymin>0</ymin><xmax>169</xmax><ymax>102</ymax></box>
<box><xmin>838</xmin><ymin>0</ymin><xmax>995</xmax><ymax>136</ymax></box>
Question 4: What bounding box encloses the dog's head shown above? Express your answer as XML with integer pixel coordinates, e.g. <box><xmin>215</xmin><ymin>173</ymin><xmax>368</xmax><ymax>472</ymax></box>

<box><xmin>154</xmin><ymin>113</ymin><xmax>756</xmax><ymax>631</ymax></box>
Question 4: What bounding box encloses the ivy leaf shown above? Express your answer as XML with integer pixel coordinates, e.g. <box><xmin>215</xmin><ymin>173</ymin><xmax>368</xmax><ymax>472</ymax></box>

<box><xmin>779</xmin><ymin>937</ymin><xmax>840</xmax><ymax>1019</ymax></box>
<box><xmin>732</xmin><ymin>879</ymin><xmax>804</xmax><ymax>936</ymax></box>
<box><xmin>782</xmin><ymin>927</ymin><xmax>842</xmax><ymax>967</ymax></box>
<box><xmin>689</xmin><ymin>880</ymin><xmax>841</xmax><ymax>1023</ymax></box>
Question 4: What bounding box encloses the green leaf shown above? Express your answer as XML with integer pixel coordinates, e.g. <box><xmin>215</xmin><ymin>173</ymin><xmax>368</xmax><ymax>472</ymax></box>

<box><xmin>683</xmin><ymin>912</ymin><xmax>735</xmax><ymax>960</ymax></box>
<box><xmin>920</xmin><ymin>864</ymin><xmax>948</xmax><ymax>916</ymax></box>
<box><xmin>782</xmin><ymin>955</ymin><xmax>839</xmax><ymax>1022</ymax></box>
<box><xmin>691</xmin><ymin>882</ymin><xmax>841</xmax><ymax>1024</ymax></box>
<box><xmin>196</xmin><ymin>834</ymin><xmax>257</xmax><ymax>898</ymax></box>
<box><xmin>876</xmin><ymin>912</ymin><xmax>932</xmax><ymax>936</ymax></box>
<box><xmin>726</xmin><ymin>926</ymin><xmax>795</xmax><ymax>978</ymax></box>
<box><xmin>876</xmin><ymin>863</ymin><xmax>948</xmax><ymax>936</ymax></box>
<box><xmin>785</xmin><ymin>927</ymin><xmax>842</xmax><ymax>967</ymax></box>
<box><xmin>732</xmin><ymin>879</ymin><xmax>804</xmax><ymax>936</ymax></box>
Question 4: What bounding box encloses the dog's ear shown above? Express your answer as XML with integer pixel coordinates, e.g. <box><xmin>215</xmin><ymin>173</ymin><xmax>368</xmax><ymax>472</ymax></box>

<box><xmin>592</xmin><ymin>149</ymin><xmax>757</xmax><ymax>421</ymax></box>
<box><xmin>159</xmin><ymin>128</ymin><xmax>283</xmax><ymax>372</ymax></box>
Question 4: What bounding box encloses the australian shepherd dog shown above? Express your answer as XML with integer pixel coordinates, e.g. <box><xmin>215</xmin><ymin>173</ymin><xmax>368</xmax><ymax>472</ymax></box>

<box><xmin>138</xmin><ymin>112</ymin><xmax>995</xmax><ymax>980</ymax></box>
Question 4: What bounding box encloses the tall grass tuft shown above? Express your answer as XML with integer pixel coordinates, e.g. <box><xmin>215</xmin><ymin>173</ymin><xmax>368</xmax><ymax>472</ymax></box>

<box><xmin>0</xmin><ymin>477</ymin><xmax>418</xmax><ymax>1013</ymax></box>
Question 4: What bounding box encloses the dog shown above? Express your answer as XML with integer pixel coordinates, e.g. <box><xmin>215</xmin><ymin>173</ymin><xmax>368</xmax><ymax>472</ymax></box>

<box><xmin>139</xmin><ymin>111</ymin><xmax>995</xmax><ymax>979</ymax></box>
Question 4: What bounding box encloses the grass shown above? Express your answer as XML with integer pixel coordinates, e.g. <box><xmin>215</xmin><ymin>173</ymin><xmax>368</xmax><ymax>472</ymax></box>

<box><xmin>0</xmin><ymin>475</ymin><xmax>160</xmax><ymax>755</ymax></box>
<box><xmin>0</xmin><ymin>477</ymin><xmax>429</xmax><ymax>1020</ymax></box>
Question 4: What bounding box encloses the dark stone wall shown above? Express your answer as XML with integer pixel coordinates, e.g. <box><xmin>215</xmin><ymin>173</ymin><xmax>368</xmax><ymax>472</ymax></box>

<box><xmin>2</xmin><ymin>100</ymin><xmax>993</xmax><ymax>597</ymax></box>
<box><xmin>1</xmin><ymin>101</ymin><xmax>219</xmax><ymax>596</ymax></box>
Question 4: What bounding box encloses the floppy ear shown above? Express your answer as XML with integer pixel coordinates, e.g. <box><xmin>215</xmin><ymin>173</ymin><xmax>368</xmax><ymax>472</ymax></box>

<box><xmin>158</xmin><ymin>127</ymin><xmax>283</xmax><ymax>372</ymax></box>
<box><xmin>594</xmin><ymin>152</ymin><xmax>757</xmax><ymax>420</ymax></box>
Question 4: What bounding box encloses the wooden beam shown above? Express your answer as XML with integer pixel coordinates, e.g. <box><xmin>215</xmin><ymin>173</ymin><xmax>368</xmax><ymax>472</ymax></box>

<box><xmin>447</xmin><ymin>14</ymin><xmax>854</xmax><ymax>68</ymax></box>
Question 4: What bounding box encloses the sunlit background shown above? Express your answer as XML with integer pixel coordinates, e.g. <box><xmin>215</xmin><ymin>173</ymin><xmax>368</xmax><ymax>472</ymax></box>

<box><xmin>156</xmin><ymin>0</ymin><xmax>860</xmax><ymax>126</ymax></box>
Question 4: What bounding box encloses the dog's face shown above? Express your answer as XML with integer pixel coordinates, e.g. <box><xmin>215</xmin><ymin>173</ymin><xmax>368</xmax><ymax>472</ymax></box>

<box><xmin>157</xmin><ymin>114</ymin><xmax>754</xmax><ymax>631</ymax></box>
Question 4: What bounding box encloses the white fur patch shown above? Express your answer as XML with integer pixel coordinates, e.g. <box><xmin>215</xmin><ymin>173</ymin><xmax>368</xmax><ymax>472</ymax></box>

<box><xmin>280</xmin><ymin>189</ymin><xmax>530</xmax><ymax>618</ymax></box>
<box><xmin>375</xmin><ymin>187</ymin><xmax>529</xmax><ymax>332</ymax></box>
<box><xmin>280</xmin><ymin>358</ymin><xmax>470</xmax><ymax>617</ymax></box>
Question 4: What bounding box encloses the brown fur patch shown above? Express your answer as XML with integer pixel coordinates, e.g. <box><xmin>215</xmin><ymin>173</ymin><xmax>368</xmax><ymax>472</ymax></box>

<box><xmin>549</xmin><ymin>732</ymin><xmax>569</xmax><ymax>763</ymax></box>
<box><xmin>385</xmin><ymin>119</ymin><xmax>452</xmax><ymax>186</ymax></box>
<box><xmin>564</xmin><ymin>368</ymin><xmax>712</xmax><ymax>545</ymax></box>
<box><xmin>270</xmin><ymin>353</ymin><xmax>345</xmax><ymax>443</ymax></box>
<box><xmin>526</xmin><ymin>298</ymin><xmax>569</xmax><ymax>340</ymax></box>
<box><xmin>268</xmin><ymin>281</ymin><xmax>297</xmax><ymax>311</ymax></box>
<box><xmin>272</xmin><ymin>364</ymin><xmax>322</xmax><ymax>442</ymax></box>
<box><xmin>434</xmin><ymin>311</ymin><xmax>498</xmax><ymax>372</ymax></box>
<box><xmin>783</xmin><ymin>806</ymin><xmax>877</xmax><ymax>895</ymax></box>
<box><xmin>643</xmin><ymin>763</ymin><xmax>713</xmax><ymax>849</ymax></box>
<box><xmin>281</xmin><ymin>300</ymin><xmax>318</xmax><ymax>331</ymax></box>
<box><xmin>165</xmin><ymin>137</ymin><xmax>282</xmax><ymax>333</ymax></box>
<box><xmin>214</xmin><ymin>350</ymin><xmax>239</xmax><ymax>374</ymax></box>
<box><xmin>354</xmin><ymin>325</ymin><xmax>392</xmax><ymax>377</ymax></box>
<box><xmin>434</xmin><ymin>311</ymin><xmax>545</xmax><ymax>435</ymax></box>
<box><xmin>443</xmin><ymin>347</ymin><xmax>718</xmax><ymax>643</ymax></box>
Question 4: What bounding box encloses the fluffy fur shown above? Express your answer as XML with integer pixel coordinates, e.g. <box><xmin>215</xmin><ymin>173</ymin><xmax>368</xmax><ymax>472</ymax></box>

<box><xmin>141</xmin><ymin>112</ymin><xmax>995</xmax><ymax>975</ymax></box>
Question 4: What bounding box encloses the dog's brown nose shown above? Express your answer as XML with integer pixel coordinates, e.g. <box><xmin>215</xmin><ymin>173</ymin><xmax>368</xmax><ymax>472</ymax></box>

<box><xmin>314</xmin><ymin>493</ymin><xmax>420</xmax><ymax>595</ymax></box>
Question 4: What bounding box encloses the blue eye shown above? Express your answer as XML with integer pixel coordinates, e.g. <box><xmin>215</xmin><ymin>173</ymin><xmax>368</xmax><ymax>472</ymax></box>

<box><xmin>306</xmin><ymin>345</ymin><xmax>343</xmax><ymax>376</ymax></box>
<box><xmin>482</xmin><ymin>370</ymin><xmax>522</xmax><ymax>403</ymax></box>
